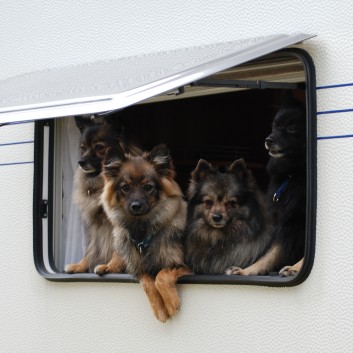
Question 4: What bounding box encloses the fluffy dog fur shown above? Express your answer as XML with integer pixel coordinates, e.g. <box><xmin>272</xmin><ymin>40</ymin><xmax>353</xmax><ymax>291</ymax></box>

<box><xmin>101</xmin><ymin>144</ymin><xmax>190</xmax><ymax>322</ymax></box>
<box><xmin>185</xmin><ymin>158</ymin><xmax>273</xmax><ymax>275</ymax></box>
<box><xmin>227</xmin><ymin>98</ymin><xmax>306</xmax><ymax>276</ymax></box>
<box><xmin>64</xmin><ymin>116</ymin><xmax>140</xmax><ymax>275</ymax></box>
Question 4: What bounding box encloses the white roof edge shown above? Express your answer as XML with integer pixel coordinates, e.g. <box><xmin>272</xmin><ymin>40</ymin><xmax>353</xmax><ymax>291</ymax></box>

<box><xmin>0</xmin><ymin>33</ymin><xmax>315</xmax><ymax>124</ymax></box>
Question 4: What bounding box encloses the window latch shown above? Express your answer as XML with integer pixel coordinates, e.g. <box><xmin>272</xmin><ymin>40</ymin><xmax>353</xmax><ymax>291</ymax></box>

<box><xmin>41</xmin><ymin>200</ymin><xmax>48</xmax><ymax>218</ymax></box>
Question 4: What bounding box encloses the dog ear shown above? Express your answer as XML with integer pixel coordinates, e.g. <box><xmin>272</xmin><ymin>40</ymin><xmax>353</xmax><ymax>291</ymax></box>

<box><xmin>103</xmin><ymin>115</ymin><xmax>126</xmax><ymax>137</ymax></box>
<box><xmin>279</xmin><ymin>90</ymin><xmax>304</xmax><ymax>109</ymax></box>
<box><xmin>103</xmin><ymin>144</ymin><xmax>126</xmax><ymax>178</ymax></box>
<box><xmin>191</xmin><ymin>159</ymin><xmax>213</xmax><ymax>181</ymax></box>
<box><xmin>148</xmin><ymin>144</ymin><xmax>182</xmax><ymax>196</ymax></box>
<box><xmin>228</xmin><ymin>159</ymin><xmax>249</xmax><ymax>182</ymax></box>
<box><xmin>148</xmin><ymin>144</ymin><xmax>173</xmax><ymax>176</ymax></box>
<box><xmin>279</xmin><ymin>90</ymin><xmax>295</xmax><ymax>108</ymax></box>
<box><xmin>98</xmin><ymin>109</ymin><xmax>130</xmax><ymax>138</ymax></box>
<box><xmin>74</xmin><ymin>116</ymin><xmax>94</xmax><ymax>133</ymax></box>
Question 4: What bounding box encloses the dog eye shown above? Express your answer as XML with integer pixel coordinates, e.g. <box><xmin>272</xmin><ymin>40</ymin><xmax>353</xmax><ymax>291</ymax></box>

<box><xmin>143</xmin><ymin>184</ymin><xmax>154</xmax><ymax>192</ymax></box>
<box><xmin>121</xmin><ymin>184</ymin><xmax>131</xmax><ymax>192</ymax></box>
<box><xmin>287</xmin><ymin>124</ymin><xmax>297</xmax><ymax>133</ymax></box>
<box><xmin>226</xmin><ymin>200</ymin><xmax>237</xmax><ymax>208</ymax></box>
<box><xmin>204</xmin><ymin>199</ymin><xmax>214</xmax><ymax>207</ymax></box>
<box><xmin>94</xmin><ymin>143</ymin><xmax>106</xmax><ymax>152</ymax></box>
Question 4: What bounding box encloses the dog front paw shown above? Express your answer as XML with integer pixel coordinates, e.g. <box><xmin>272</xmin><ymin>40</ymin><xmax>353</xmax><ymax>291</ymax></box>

<box><xmin>279</xmin><ymin>265</ymin><xmax>299</xmax><ymax>277</ymax></box>
<box><xmin>279</xmin><ymin>258</ymin><xmax>303</xmax><ymax>277</ymax></box>
<box><xmin>225</xmin><ymin>266</ymin><xmax>246</xmax><ymax>275</ymax></box>
<box><xmin>64</xmin><ymin>257</ymin><xmax>89</xmax><ymax>273</ymax></box>
<box><xmin>155</xmin><ymin>268</ymin><xmax>183</xmax><ymax>317</ymax></box>
<box><xmin>154</xmin><ymin>281</ymin><xmax>181</xmax><ymax>317</ymax></box>
<box><xmin>163</xmin><ymin>295</ymin><xmax>180</xmax><ymax>317</ymax></box>
<box><xmin>64</xmin><ymin>263</ymin><xmax>87</xmax><ymax>273</ymax></box>
<box><xmin>94</xmin><ymin>264</ymin><xmax>110</xmax><ymax>275</ymax></box>
<box><xmin>153</xmin><ymin>305</ymin><xmax>170</xmax><ymax>323</ymax></box>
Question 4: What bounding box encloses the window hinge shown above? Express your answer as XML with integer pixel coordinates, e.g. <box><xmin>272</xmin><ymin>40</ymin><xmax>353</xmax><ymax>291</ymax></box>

<box><xmin>166</xmin><ymin>86</ymin><xmax>185</xmax><ymax>96</ymax></box>
<box><xmin>41</xmin><ymin>200</ymin><xmax>48</xmax><ymax>218</ymax></box>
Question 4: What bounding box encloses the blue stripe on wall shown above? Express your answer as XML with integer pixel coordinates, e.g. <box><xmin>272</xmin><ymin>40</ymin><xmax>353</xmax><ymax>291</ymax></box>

<box><xmin>317</xmin><ymin>82</ymin><xmax>353</xmax><ymax>90</ymax></box>
<box><xmin>317</xmin><ymin>108</ymin><xmax>353</xmax><ymax>115</ymax></box>
<box><xmin>316</xmin><ymin>83</ymin><xmax>353</xmax><ymax>139</ymax></box>
<box><xmin>0</xmin><ymin>141</ymin><xmax>34</xmax><ymax>147</ymax></box>
<box><xmin>0</xmin><ymin>161</ymin><xmax>33</xmax><ymax>167</ymax></box>
<box><xmin>316</xmin><ymin>81</ymin><xmax>353</xmax><ymax>115</ymax></box>
<box><xmin>317</xmin><ymin>134</ymin><xmax>353</xmax><ymax>140</ymax></box>
<box><xmin>0</xmin><ymin>120</ymin><xmax>34</xmax><ymax>127</ymax></box>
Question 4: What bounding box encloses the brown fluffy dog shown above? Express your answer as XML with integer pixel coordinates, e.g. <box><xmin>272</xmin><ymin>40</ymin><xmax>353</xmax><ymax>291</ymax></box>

<box><xmin>101</xmin><ymin>144</ymin><xmax>190</xmax><ymax>322</ymax></box>
<box><xmin>185</xmin><ymin>159</ymin><xmax>273</xmax><ymax>275</ymax></box>
<box><xmin>64</xmin><ymin>116</ymin><xmax>140</xmax><ymax>275</ymax></box>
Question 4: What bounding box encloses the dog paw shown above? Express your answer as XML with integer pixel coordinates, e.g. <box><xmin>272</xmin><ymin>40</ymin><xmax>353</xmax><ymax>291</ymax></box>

<box><xmin>163</xmin><ymin>296</ymin><xmax>180</xmax><ymax>317</ymax></box>
<box><xmin>94</xmin><ymin>264</ymin><xmax>109</xmax><ymax>275</ymax></box>
<box><xmin>225</xmin><ymin>266</ymin><xmax>245</xmax><ymax>275</ymax></box>
<box><xmin>154</xmin><ymin>280</ymin><xmax>181</xmax><ymax>317</ymax></box>
<box><xmin>154</xmin><ymin>306</ymin><xmax>171</xmax><ymax>323</ymax></box>
<box><xmin>279</xmin><ymin>265</ymin><xmax>299</xmax><ymax>277</ymax></box>
<box><xmin>64</xmin><ymin>264</ymin><xmax>75</xmax><ymax>273</ymax></box>
<box><xmin>64</xmin><ymin>263</ymin><xmax>86</xmax><ymax>273</ymax></box>
<box><xmin>154</xmin><ymin>268</ymin><xmax>185</xmax><ymax>317</ymax></box>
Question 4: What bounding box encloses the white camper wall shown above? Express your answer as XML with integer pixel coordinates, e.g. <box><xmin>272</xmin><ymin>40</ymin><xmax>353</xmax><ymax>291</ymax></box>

<box><xmin>0</xmin><ymin>1</ymin><xmax>352</xmax><ymax>352</ymax></box>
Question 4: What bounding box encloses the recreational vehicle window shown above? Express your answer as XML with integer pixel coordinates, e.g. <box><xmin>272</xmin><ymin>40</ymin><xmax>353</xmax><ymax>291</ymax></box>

<box><xmin>0</xmin><ymin>34</ymin><xmax>316</xmax><ymax>285</ymax></box>
<box><xmin>30</xmin><ymin>48</ymin><xmax>316</xmax><ymax>286</ymax></box>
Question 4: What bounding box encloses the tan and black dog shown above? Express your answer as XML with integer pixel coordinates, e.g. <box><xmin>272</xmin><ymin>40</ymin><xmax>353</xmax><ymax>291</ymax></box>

<box><xmin>101</xmin><ymin>144</ymin><xmax>190</xmax><ymax>322</ymax></box>
<box><xmin>65</xmin><ymin>115</ymin><xmax>140</xmax><ymax>275</ymax></box>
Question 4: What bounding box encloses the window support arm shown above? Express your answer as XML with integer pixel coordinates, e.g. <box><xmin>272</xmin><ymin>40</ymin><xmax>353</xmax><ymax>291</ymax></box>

<box><xmin>192</xmin><ymin>79</ymin><xmax>305</xmax><ymax>90</ymax></box>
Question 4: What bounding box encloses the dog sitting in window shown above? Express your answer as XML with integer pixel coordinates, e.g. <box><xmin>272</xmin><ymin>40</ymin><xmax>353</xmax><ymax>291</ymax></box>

<box><xmin>226</xmin><ymin>95</ymin><xmax>306</xmax><ymax>276</ymax></box>
<box><xmin>101</xmin><ymin>144</ymin><xmax>191</xmax><ymax>322</ymax></box>
<box><xmin>64</xmin><ymin>115</ymin><xmax>141</xmax><ymax>274</ymax></box>
<box><xmin>185</xmin><ymin>158</ymin><xmax>273</xmax><ymax>275</ymax></box>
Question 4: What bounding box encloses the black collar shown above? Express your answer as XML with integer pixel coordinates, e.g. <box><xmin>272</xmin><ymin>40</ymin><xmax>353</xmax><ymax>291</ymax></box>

<box><xmin>131</xmin><ymin>234</ymin><xmax>153</xmax><ymax>254</ymax></box>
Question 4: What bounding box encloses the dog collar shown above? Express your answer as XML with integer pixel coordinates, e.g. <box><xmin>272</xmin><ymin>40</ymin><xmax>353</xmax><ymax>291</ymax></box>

<box><xmin>273</xmin><ymin>176</ymin><xmax>291</xmax><ymax>202</ymax></box>
<box><xmin>131</xmin><ymin>234</ymin><xmax>153</xmax><ymax>254</ymax></box>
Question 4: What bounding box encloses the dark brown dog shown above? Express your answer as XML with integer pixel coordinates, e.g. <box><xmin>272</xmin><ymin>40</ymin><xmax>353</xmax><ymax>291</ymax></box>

<box><xmin>64</xmin><ymin>116</ymin><xmax>140</xmax><ymax>275</ymax></box>
<box><xmin>185</xmin><ymin>159</ymin><xmax>273</xmax><ymax>275</ymax></box>
<box><xmin>101</xmin><ymin>144</ymin><xmax>190</xmax><ymax>322</ymax></box>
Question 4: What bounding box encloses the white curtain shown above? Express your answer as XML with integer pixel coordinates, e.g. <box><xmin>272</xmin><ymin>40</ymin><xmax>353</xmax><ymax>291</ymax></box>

<box><xmin>60</xmin><ymin>118</ymin><xmax>85</xmax><ymax>271</ymax></box>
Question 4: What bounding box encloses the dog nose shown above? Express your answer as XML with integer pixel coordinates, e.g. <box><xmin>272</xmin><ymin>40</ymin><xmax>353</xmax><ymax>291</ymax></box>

<box><xmin>130</xmin><ymin>201</ymin><xmax>142</xmax><ymax>212</ymax></box>
<box><xmin>212</xmin><ymin>214</ymin><xmax>223</xmax><ymax>223</ymax></box>
<box><xmin>78</xmin><ymin>160</ymin><xmax>86</xmax><ymax>168</ymax></box>
<box><xmin>265</xmin><ymin>137</ymin><xmax>273</xmax><ymax>146</ymax></box>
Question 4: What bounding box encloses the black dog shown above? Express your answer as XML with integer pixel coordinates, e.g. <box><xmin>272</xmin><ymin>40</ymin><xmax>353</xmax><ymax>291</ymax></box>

<box><xmin>227</xmin><ymin>96</ymin><xmax>306</xmax><ymax>276</ymax></box>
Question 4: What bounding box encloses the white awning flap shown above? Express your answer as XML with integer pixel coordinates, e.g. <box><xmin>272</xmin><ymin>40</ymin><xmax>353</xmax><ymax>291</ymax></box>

<box><xmin>0</xmin><ymin>33</ymin><xmax>314</xmax><ymax>124</ymax></box>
